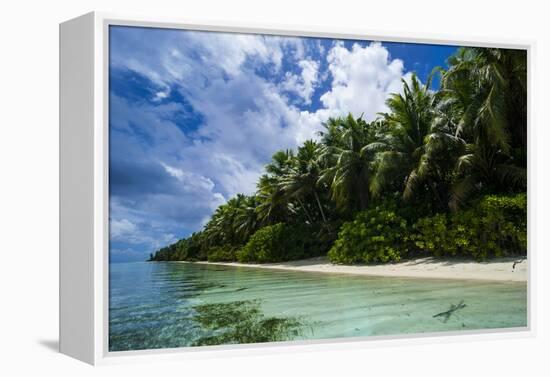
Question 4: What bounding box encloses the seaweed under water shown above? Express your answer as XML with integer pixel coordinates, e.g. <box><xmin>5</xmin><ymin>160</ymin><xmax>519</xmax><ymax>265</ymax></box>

<box><xmin>192</xmin><ymin>300</ymin><xmax>306</xmax><ymax>346</ymax></box>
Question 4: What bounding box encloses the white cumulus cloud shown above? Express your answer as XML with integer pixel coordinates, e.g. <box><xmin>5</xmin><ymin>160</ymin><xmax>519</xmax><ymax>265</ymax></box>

<box><xmin>320</xmin><ymin>41</ymin><xmax>411</xmax><ymax>121</ymax></box>
<box><xmin>281</xmin><ymin>59</ymin><xmax>320</xmax><ymax>104</ymax></box>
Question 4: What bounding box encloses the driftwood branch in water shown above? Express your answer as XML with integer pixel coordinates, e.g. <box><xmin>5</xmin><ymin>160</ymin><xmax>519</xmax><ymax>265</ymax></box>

<box><xmin>433</xmin><ymin>300</ymin><xmax>466</xmax><ymax>323</ymax></box>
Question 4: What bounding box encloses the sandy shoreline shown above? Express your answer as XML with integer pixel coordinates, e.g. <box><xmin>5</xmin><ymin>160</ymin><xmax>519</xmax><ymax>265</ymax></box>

<box><xmin>181</xmin><ymin>256</ymin><xmax>527</xmax><ymax>282</ymax></box>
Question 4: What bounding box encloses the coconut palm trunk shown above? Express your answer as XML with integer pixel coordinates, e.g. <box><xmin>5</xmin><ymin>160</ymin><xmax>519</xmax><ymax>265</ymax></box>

<box><xmin>296</xmin><ymin>196</ymin><xmax>314</xmax><ymax>225</ymax></box>
<box><xmin>313</xmin><ymin>190</ymin><xmax>327</xmax><ymax>224</ymax></box>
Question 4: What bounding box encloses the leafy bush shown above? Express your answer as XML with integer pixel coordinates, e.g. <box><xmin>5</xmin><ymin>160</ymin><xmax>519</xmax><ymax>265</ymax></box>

<box><xmin>328</xmin><ymin>207</ymin><xmax>409</xmax><ymax>264</ymax></box>
<box><xmin>237</xmin><ymin>223</ymin><xmax>318</xmax><ymax>263</ymax></box>
<box><xmin>413</xmin><ymin>194</ymin><xmax>527</xmax><ymax>260</ymax></box>
<box><xmin>206</xmin><ymin>245</ymin><xmax>238</xmax><ymax>262</ymax></box>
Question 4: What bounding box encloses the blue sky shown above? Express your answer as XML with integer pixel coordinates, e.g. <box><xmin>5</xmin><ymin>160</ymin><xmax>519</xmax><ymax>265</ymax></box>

<box><xmin>108</xmin><ymin>26</ymin><xmax>457</xmax><ymax>263</ymax></box>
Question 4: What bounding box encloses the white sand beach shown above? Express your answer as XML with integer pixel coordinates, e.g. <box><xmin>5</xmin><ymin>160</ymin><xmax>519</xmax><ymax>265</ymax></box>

<box><xmin>186</xmin><ymin>256</ymin><xmax>528</xmax><ymax>282</ymax></box>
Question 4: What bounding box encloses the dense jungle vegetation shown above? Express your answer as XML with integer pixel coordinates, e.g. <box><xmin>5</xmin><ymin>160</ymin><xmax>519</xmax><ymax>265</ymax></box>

<box><xmin>149</xmin><ymin>47</ymin><xmax>527</xmax><ymax>264</ymax></box>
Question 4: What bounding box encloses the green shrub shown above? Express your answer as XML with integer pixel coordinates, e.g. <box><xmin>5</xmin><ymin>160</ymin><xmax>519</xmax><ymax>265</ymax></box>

<box><xmin>328</xmin><ymin>207</ymin><xmax>409</xmax><ymax>264</ymax></box>
<box><xmin>413</xmin><ymin>194</ymin><xmax>527</xmax><ymax>260</ymax></box>
<box><xmin>237</xmin><ymin>223</ymin><xmax>318</xmax><ymax>263</ymax></box>
<box><xmin>206</xmin><ymin>246</ymin><xmax>238</xmax><ymax>262</ymax></box>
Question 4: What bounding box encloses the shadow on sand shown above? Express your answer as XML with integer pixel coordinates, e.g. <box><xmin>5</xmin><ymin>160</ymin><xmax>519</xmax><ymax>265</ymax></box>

<box><xmin>255</xmin><ymin>256</ymin><xmax>526</xmax><ymax>268</ymax></box>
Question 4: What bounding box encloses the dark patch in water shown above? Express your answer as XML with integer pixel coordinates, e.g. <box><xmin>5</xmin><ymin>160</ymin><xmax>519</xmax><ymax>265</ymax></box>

<box><xmin>191</xmin><ymin>300</ymin><xmax>305</xmax><ymax>346</ymax></box>
<box><xmin>433</xmin><ymin>300</ymin><xmax>467</xmax><ymax>323</ymax></box>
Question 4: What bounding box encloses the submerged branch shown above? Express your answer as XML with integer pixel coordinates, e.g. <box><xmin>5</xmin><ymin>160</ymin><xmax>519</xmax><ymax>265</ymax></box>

<box><xmin>433</xmin><ymin>300</ymin><xmax>467</xmax><ymax>323</ymax></box>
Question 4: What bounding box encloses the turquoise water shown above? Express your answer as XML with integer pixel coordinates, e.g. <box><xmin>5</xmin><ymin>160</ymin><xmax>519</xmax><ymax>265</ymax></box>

<box><xmin>109</xmin><ymin>262</ymin><xmax>527</xmax><ymax>351</ymax></box>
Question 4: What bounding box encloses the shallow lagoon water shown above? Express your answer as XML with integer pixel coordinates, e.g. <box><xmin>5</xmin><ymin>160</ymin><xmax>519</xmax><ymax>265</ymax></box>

<box><xmin>109</xmin><ymin>262</ymin><xmax>527</xmax><ymax>351</ymax></box>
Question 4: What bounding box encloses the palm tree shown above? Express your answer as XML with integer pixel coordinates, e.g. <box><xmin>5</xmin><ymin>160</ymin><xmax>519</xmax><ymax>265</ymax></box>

<box><xmin>370</xmin><ymin>74</ymin><xmax>442</xmax><ymax>206</ymax></box>
<box><xmin>203</xmin><ymin>194</ymin><xmax>258</xmax><ymax>247</ymax></box>
<box><xmin>319</xmin><ymin>114</ymin><xmax>379</xmax><ymax>213</ymax></box>
<box><xmin>255</xmin><ymin>150</ymin><xmax>295</xmax><ymax>225</ymax></box>
<box><xmin>234</xmin><ymin>195</ymin><xmax>259</xmax><ymax>241</ymax></box>
<box><xmin>265</xmin><ymin>149</ymin><xmax>295</xmax><ymax>176</ymax></box>
<box><xmin>281</xmin><ymin>140</ymin><xmax>328</xmax><ymax>224</ymax></box>
<box><xmin>442</xmin><ymin>48</ymin><xmax>526</xmax><ymax>154</ymax></box>
<box><xmin>256</xmin><ymin>175</ymin><xmax>288</xmax><ymax>225</ymax></box>
<box><xmin>438</xmin><ymin>47</ymin><xmax>527</xmax><ymax>208</ymax></box>
<box><xmin>405</xmin><ymin>105</ymin><xmax>466</xmax><ymax>208</ymax></box>
<box><xmin>450</xmin><ymin>143</ymin><xmax>526</xmax><ymax>208</ymax></box>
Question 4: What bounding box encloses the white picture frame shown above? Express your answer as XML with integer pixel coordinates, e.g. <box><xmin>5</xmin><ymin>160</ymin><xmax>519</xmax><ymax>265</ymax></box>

<box><xmin>59</xmin><ymin>11</ymin><xmax>535</xmax><ymax>365</ymax></box>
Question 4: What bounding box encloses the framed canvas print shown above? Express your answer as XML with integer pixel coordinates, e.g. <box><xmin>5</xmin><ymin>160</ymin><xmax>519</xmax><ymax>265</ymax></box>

<box><xmin>59</xmin><ymin>12</ymin><xmax>532</xmax><ymax>365</ymax></box>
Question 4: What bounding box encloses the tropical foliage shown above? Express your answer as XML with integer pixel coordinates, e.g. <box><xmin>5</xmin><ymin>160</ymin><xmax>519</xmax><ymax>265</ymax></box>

<box><xmin>148</xmin><ymin>47</ymin><xmax>527</xmax><ymax>264</ymax></box>
<box><xmin>236</xmin><ymin>223</ymin><xmax>323</xmax><ymax>263</ymax></box>
<box><xmin>413</xmin><ymin>193</ymin><xmax>527</xmax><ymax>260</ymax></box>
<box><xmin>328</xmin><ymin>205</ymin><xmax>409</xmax><ymax>264</ymax></box>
